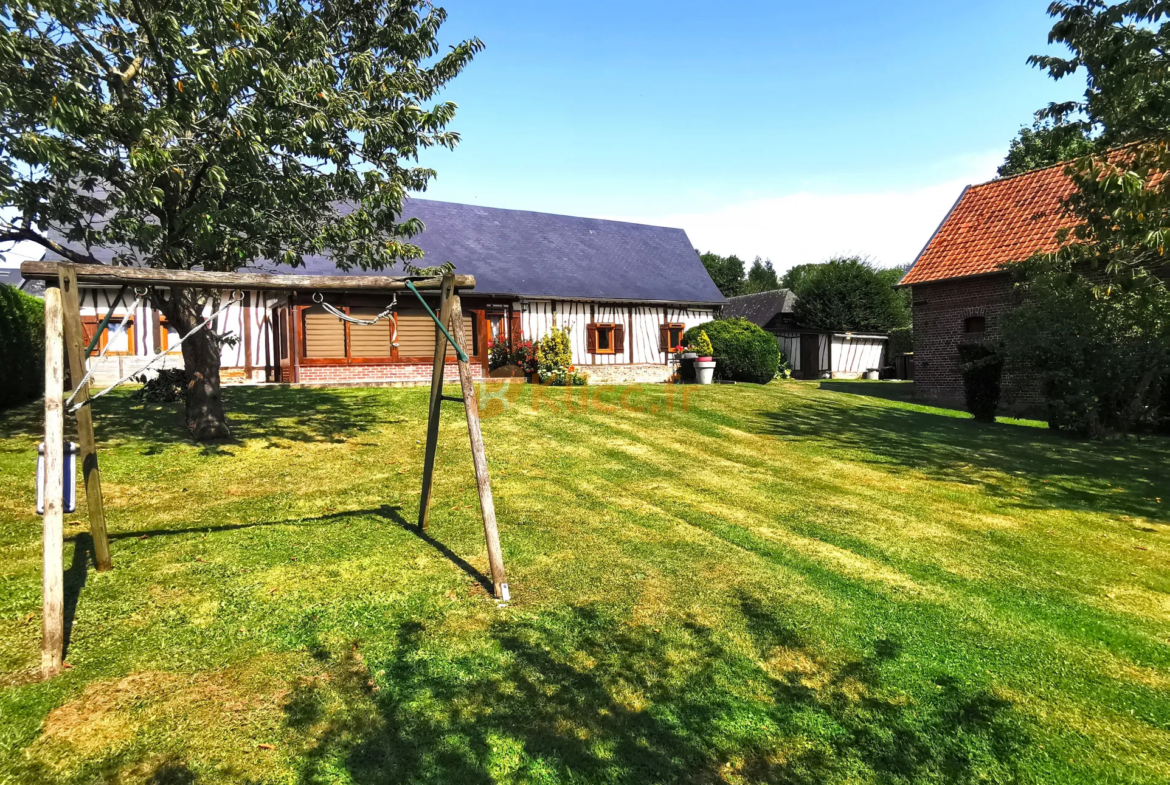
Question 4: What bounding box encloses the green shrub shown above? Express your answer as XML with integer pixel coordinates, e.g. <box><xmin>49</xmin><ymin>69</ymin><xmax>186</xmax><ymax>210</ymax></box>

<box><xmin>0</xmin><ymin>285</ymin><xmax>45</xmax><ymax>410</ymax></box>
<box><xmin>957</xmin><ymin>342</ymin><xmax>1004</xmax><ymax>423</ymax></box>
<box><xmin>887</xmin><ymin>326</ymin><xmax>913</xmax><ymax>357</ymax></box>
<box><xmin>536</xmin><ymin>326</ymin><xmax>573</xmax><ymax>374</ymax></box>
<box><xmin>684</xmin><ymin>318</ymin><xmax>780</xmax><ymax>384</ymax></box>
<box><xmin>691</xmin><ymin>330</ymin><xmax>714</xmax><ymax>357</ymax></box>
<box><xmin>131</xmin><ymin>368</ymin><xmax>187</xmax><ymax>403</ymax></box>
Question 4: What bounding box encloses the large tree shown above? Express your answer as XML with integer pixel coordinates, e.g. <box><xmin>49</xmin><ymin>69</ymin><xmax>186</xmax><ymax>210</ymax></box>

<box><xmin>999</xmin><ymin>0</ymin><xmax>1170</xmax><ymax>433</ymax></box>
<box><xmin>743</xmin><ymin>256</ymin><xmax>780</xmax><ymax>294</ymax></box>
<box><xmin>699</xmin><ymin>251</ymin><xmax>746</xmax><ymax>298</ymax></box>
<box><xmin>789</xmin><ymin>257</ymin><xmax>910</xmax><ymax>333</ymax></box>
<box><xmin>998</xmin><ymin>115</ymin><xmax>1095</xmax><ymax>178</ymax></box>
<box><xmin>0</xmin><ymin>0</ymin><xmax>481</xmax><ymax>439</ymax></box>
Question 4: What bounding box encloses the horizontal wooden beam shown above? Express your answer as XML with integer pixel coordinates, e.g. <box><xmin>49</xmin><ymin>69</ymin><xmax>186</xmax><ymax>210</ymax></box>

<box><xmin>20</xmin><ymin>261</ymin><xmax>475</xmax><ymax>292</ymax></box>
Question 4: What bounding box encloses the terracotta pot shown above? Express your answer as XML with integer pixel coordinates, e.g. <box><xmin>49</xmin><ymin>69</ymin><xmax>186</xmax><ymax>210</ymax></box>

<box><xmin>698</xmin><ymin>356</ymin><xmax>713</xmax><ymax>362</ymax></box>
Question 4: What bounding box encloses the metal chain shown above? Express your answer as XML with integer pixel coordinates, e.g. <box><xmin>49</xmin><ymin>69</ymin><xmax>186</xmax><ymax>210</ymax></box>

<box><xmin>70</xmin><ymin>290</ymin><xmax>245</xmax><ymax>414</ymax></box>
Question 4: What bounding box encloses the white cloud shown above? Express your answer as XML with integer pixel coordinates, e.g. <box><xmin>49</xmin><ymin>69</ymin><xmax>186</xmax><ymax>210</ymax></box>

<box><xmin>616</xmin><ymin>156</ymin><xmax>1001</xmax><ymax>273</ymax></box>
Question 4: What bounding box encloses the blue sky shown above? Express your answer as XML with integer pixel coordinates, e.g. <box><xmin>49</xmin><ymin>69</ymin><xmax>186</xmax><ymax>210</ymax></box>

<box><xmin>416</xmin><ymin>0</ymin><xmax>1087</xmax><ymax>272</ymax></box>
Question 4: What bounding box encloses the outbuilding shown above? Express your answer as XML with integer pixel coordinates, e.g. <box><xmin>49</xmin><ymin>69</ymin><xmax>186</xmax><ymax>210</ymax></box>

<box><xmin>722</xmin><ymin>289</ymin><xmax>888</xmax><ymax>380</ymax></box>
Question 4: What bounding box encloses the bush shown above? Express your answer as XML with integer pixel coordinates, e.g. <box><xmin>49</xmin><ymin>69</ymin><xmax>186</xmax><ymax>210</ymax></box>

<box><xmin>1001</xmin><ymin>256</ymin><xmax>1170</xmax><ymax>436</ymax></box>
<box><xmin>957</xmin><ymin>343</ymin><xmax>1004</xmax><ymax>423</ymax></box>
<box><xmin>690</xmin><ymin>330</ymin><xmax>714</xmax><ymax>357</ymax></box>
<box><xmin>536</xmin><ymin>326</ymin><xmax>573</xmax><ymax>375</ymax></box>
<box><xmin>131</xmin><ymin>368</ymin><xmax>187</xmax><ymax>403</ymax></box>
<box><xmin>684</xmin><ymin>318</ymin><xmax>780</xmax><ymax>384</ymax></box>
<box><xmin>0</xmin><ymin>285</ymin><xmax>45</xmax><ymax>410</ymax></box>
<box><xmin>789</xmin><ymin>257</ymin><xmax>911</xmax><ymax>333</ymax></box>
<box><xmin>887</xmin><ymin>326</ymin><xmax>913</xmax><ymax>357</ymax></box>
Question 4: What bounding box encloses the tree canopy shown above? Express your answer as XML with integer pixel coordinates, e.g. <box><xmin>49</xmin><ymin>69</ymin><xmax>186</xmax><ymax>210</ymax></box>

<box><xmin>998</xmin><ymin>115</ymin><xmax>1095</xmax><ymax>178</ymax></box>
<box><xmin>699</xmin><ymin>251</ymin><xmax>781</xmax><ymax>297</ymax></box>
<box><xmin>699</xmin><ymin>251</ymin><xmax>746</xmax><ymax>298</ymax></box>
<box><xmin>788</xmin><ymin>257</ymin><xmax>910</xmax><ymax>333</ymax></box>
<box><xmin>0</xmin><ymin>0</ymin><xmax>481</xmax><ymax>438</ymax></box>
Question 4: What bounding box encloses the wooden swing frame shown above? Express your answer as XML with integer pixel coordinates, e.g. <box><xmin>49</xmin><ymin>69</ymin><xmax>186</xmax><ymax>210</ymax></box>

<box><xmin>22</xmin><ymin>261</ymin><xmax>508</xmax><ymax>680</ymax></box>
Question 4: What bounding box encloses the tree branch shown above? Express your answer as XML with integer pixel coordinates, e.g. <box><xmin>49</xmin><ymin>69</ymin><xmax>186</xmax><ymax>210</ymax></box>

<box><xmin>0</xmin><ymin>228</ymin><xmax>104</xmax><ymax>266</ymax></box>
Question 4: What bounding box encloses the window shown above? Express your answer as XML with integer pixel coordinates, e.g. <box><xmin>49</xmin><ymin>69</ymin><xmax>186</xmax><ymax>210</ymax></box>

<box><xmin>660</xmin><ymin>322</ymin><xmax>685</xmax><ymax>352</ymax></box>
<box><xmin>302</xmin><ymin>306</ymin><xmax>347</xmax><ymax>358</ymax></box>
<box><xmin>596</xmin><ymin>324</ymin><xmax>614</xmax><ymax>353</ymax></box>
<box><xmin>486</xmin><ymin>312</ymin><xmax>508</xmax><ymax>346</ymax></box>
<box><xmin>963</xmin><ymin>316</ymin><xmax>986</xmax><ymax>334</ymax></box>
<box><xmin>587</xmin><ymin>322</ymin><xmax>625</xmax><ymax>355</ymax></box>
<box><xmin>83</xmin><ymin>317</ymin><xmax>136</xmax><ymax>355</ymax></box>
<box><xmin>157</xmin><ymin>318</ymin><xmax>182</xmax><ymax>354</ymax></box>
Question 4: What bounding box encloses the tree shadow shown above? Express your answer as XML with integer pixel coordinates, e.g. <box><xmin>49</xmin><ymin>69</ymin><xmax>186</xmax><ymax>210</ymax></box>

<box><xmin>283</xmin><ymin>599</ymin><xmax>1027</xmax><ymax>784</ymax></box>
<box><xmin>818</xmin><ymin>380</ymin><xmax>924</xmax><ymax>406</ymax></box>
<box><xmin>0</xmin><ymin>385</ymin><xmax>401</xmax><ymax>455</ymax></box>
<box><xmin>759</xmin><ymin>396</ymin><xmax>1170</xmax><ymax>520</ymax></box>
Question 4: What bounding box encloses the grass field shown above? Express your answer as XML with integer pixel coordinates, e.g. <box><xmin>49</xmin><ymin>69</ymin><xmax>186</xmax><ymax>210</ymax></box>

<box><xmin>0</xmin><ymin>380</ymin><xmax>1168</xmax><ymax>784</ymax></box>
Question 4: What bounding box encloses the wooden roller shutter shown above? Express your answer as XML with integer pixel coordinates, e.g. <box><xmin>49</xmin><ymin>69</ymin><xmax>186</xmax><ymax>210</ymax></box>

<box><xmin>302</xmin><ymin>306</ymin><xmax>346</xmax><ymax>358</ymax></box>
<box><xmin>348</xmin><ymin>307</ymin><xmax>393</xmax><ymax>358</ymax></box>
<box><xmin>613</xmin><ymin>324</ymin><xmax>626</xmax><ymax>354</ymax></box>
<box><xmin>586</xmin><ymin>324</ymin><xmax>597</xmax><ymax>354</ymax></box>
<box><xmin>396</xmin><ymin>309</ymin><xmax>475</xmax><ymax>359</ymax></box>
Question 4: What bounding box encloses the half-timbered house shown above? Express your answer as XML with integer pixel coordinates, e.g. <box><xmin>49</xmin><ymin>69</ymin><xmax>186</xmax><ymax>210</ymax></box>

<box><xmin>32</xmin><ymin>199</ymin><xmax>725</xmax><ymax>386</ymax></box>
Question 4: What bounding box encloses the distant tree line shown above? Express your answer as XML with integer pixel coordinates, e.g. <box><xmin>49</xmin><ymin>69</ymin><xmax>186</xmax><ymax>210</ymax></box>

<box><xmin>699</xmin><ymin>252</ymin><xmax>781</xmax><ymax>297</ymax></box>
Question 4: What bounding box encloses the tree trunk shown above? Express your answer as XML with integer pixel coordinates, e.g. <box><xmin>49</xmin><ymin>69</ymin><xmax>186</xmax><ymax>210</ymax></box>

<box><xmin>157</xmin><ymin>289</ymin><xmax>231</xmax><ymax>441</ymax></box>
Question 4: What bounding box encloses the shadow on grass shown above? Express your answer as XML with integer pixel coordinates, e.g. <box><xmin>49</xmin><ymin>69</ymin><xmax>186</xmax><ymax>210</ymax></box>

<box><xmin>760</xmin><ymin>394</ymin><xmax>1170</xmax><ymax>520</ymax></box>
<box><xmin>283</xmin><ymin>599</ymin><xmax>1026</xmax><ymax>784</ymax></box>
<box><xmin>59</xmin><ymin>507</ymin><xmax>492</xmax><ymax>657</ymax></box>
<box><xmin>818</xmin><ymin>380</ymin><xmax>923</xmax><ymax>406</ymax></box>
<box><xmin>0</xmin><ymin>385</ymin><xmax>402</xmax><ymax>455</ymax></box>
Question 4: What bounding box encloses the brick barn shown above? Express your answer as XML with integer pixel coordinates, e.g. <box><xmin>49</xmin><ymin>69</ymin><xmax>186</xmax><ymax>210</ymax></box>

<box><xmin>28</xmin><ymin>199</ymin><xmax>725</xmax><ymax>387</ymax></box>
<box><xmin>899</xmin><ymin>163</ymin><xmax>1078</xmax><ymax>411</ymax></box>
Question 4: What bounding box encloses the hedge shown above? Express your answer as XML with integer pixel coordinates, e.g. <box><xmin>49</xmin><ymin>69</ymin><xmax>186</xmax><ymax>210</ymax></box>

<box><xmin>0</xmin><ymin>285</ymin><xmax>45</xmax><ymax>410</ymax></box>
<box><xmin>684</xmin><ymin>318</ymin><xmax>780</xmax><ymax>384</ymax></box>
<box><xmin>957</xmin><ymin>342</ymin><xmax>1003</xmax><ymax>423</ymax></box>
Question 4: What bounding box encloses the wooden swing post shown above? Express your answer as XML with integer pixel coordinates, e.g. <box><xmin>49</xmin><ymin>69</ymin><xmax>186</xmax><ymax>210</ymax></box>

<box><xmin>58</xmin><ymin>264</ymin><xmax>111</xmax><ymax>571</ymax></box>
<box><xmin>42</xmin><ymin>284</ymin><xmax>65</xmax><ymax>679</ymax></box>
<box><xmin>447</xmin><ymin>293</ymin><xmax>509</xmax><ymax>601</ymax></box>
<box><xmin>418</xmin><ymin>274</ymin><xmax>455</xmax><ymax>531</ymax></box>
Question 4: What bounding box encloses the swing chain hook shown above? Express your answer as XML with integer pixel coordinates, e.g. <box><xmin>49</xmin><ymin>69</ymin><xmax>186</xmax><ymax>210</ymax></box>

<box><xmin>312</xmin><ymin>292</ymin><xmax>325</xmax><ymax>304</ymax></box>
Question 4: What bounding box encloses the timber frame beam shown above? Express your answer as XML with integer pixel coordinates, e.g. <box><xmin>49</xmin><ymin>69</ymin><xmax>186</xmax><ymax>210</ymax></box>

<box><xmin>20</xmin><ymin>261</ymin><xmax>475</xmax><ymax>293</ymax></box>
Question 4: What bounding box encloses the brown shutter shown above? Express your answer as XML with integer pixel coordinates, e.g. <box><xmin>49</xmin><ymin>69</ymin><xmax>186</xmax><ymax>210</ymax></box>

<box><xmin>510</xmin><ymin>311</ymin><xmax>522</xmax><ymax>349</ymax></box>
<box><xmin>659</xmin><ymin>325</ymin><xmax>670</xmax><ymax>352</ymax></box>
<box><xmin>586</xmin><ymin>324</ymin><xmax>597</xmax><ymax>354</ymax></box>
<box><xmin>614</xmin><ymin>324</ymin><xmax>625</xmax><ymax>354</ymax></box>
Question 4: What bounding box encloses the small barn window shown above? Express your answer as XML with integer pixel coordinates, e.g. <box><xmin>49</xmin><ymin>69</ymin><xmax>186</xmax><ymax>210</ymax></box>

<box><xmin>963</xmin><ymin>316</ymin><xmax>986</xmax><ymax>334</ymax></box>
<box><xmin>659</xmin><ymin>323</ymin><xmax>685</xmax><ymax>352</ymax></box>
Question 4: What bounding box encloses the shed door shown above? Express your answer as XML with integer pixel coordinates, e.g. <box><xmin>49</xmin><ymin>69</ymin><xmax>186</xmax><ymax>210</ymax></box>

<box><xmin>800</xmin><ymin>334</ymin><xmax>820</xmax><ymax>380</ymax></box>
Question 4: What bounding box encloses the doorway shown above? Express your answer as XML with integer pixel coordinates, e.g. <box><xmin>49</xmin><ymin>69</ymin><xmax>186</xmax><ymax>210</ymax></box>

<box><xmin>800</xmin><ymin>334</ymin><xmax>821</xmax><ymax>380</ymax></box>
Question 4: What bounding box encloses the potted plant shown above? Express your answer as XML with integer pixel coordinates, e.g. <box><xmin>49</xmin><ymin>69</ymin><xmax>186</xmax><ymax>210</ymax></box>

<box><xmin>692</xmin><ymin>331</ymin><xmax>717</xmax><ymax>384</ymax></box>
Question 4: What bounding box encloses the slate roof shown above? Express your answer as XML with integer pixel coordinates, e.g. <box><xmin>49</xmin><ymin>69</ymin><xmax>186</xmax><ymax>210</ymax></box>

<box><xmin>900</xmin><ymin>163</ymin><xmax>1078</xmax><ymax>286</ymax></box>
<box><xmin>722</xmin><ymin>289</ymin><xmax>796</xmax><ymax>327</ymax></box>
<box><xmin>41</xmin><ymin>198</ymin><xmax>725</xmax><ymax>305</ymax></box>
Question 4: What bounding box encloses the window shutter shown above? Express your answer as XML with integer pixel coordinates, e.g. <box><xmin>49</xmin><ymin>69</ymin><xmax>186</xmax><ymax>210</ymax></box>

<box><xmin>614</xmin><ymin>324</ymin><xmax>625</xmax><ymax>354</ymax></box>
<box><xmin>659</xmin><ymin>325</ymin><xmax>670</xmax><ymax>352</ymax></box>
<box><xmin>510</xmin><ymin>312</ymin><xmax>522</xmax><ymax>348</ymax></box>
<box><xmin>586</xmin><ymin>324</ymin><xmax>597</xmax><ymax>354</ymax></box>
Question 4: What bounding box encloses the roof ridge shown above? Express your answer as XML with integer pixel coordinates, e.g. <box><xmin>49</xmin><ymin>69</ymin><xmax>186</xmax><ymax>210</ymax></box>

<box><xmin>406</xmin><ymin>197</ymin><xmax>687</xmax><ymax>233</ymax></box>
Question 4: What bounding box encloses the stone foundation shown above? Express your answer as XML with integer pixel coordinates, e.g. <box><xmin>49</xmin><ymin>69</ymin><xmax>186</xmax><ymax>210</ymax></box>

<box><xmin>580</xmin><ymin>363</ymin><xmax>674</xmax><ymax>385</ymax></box>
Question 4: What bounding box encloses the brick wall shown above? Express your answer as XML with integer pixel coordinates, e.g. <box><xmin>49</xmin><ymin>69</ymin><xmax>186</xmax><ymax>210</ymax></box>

<box><xmin>910</xmin><ymin>274</ymin><xmax>1043</xmax><ymax>412</ymax></box>
<box><xmin>293</xmin><ymin>361</ymin><xmax>486</xmax><ymax>386</ymax></box>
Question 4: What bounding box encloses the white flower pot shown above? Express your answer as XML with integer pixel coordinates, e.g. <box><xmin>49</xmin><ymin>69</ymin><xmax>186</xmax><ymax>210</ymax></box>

<box><xmin>865</xmin><ymin>370</ymin><xmax>880</xmax><ymax>380</ymax></box>
<box><xmin>694</xmin><ymin>360</ymin><xmax>716</xmax><ymax>385</ymax></box>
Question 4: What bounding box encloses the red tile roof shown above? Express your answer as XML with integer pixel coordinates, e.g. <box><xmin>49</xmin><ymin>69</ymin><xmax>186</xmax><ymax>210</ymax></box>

<box><xmin>900</xmin><ymin>163</ymin><xmax>1078</xmax><ymax>286</ymax></box>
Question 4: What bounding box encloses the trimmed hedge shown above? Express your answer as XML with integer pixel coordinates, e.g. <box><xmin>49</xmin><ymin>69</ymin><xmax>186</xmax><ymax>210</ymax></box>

<box><xmin>684</xmin><ymin>318</ymin><xmax>780</xmax><ymax>384</ymax></box>
<box><xmin>0</xmin><ymin>285</ymin><xmax>45</xmax><ymax>410</ymax></box>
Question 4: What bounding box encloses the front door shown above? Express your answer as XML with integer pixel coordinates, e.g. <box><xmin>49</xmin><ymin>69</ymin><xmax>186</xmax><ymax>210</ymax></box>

<box><xmin>800</xmin><ymin>334</ymin><xmax>820</xmax><ymax>380</ymax></box>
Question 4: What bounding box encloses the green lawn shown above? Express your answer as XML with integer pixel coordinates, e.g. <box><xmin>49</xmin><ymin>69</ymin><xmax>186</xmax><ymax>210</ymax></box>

<box><xmin>0</xmin><ymin>380</ymin><xmax>1167</xmax><ymax>784</ymax></box>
